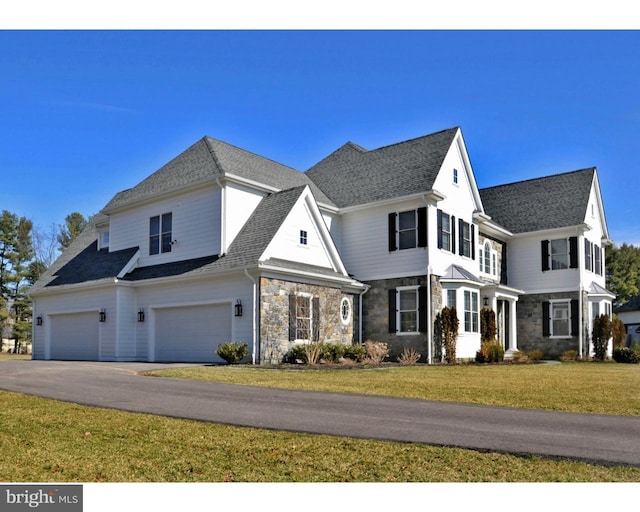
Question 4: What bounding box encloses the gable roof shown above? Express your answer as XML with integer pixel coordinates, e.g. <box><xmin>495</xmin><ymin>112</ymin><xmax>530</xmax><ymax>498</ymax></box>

<box><xmin>616</xmin><ymin>294</ymin><xmax>640</xmax><ymax>313</ymax></box>
<box><xmin>306</xmin><ymin>127</ymin><xmax>459</xmax><ymax>208</ymax></box>
<box><xmin>104</xmin><ymin>136</ymin><xmax>333</xmax><ymax>213</ymax></box>
<box><xmin>479</xmin><ymin>168</ymin><xmax>596</xmax><ymax>234</ymax></box>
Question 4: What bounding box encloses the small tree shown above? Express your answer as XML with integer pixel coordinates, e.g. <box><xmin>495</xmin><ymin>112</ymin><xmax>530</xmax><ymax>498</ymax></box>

<box><xmin>441</xmin><ymin>306</ymin><xmax>459</xmax><ymax>364</ymax></box>
<box><xmin>611</xmin><ymin>316</ymin><xmax>627</xmax><ymax>349</ymax></box>
<box><xmin>433</xmin><ymin>312</ymin><xmax>444</xmax><ymax>363</ymax></box>
<box><xmin>592</xmin><ymin>314</ymin><xmax>612</xmax><ymax>361</ymax></box>
<box><xmin>480</xmin><ymin>307</ymin><xmax>497</xmax><ymax>343</ymax></box>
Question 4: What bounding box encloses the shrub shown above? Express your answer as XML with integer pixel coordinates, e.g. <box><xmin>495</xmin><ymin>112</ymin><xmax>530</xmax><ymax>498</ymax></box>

<box><xmin>480</xmin><ymin>308</ymin><xmax>497</xmax><ymax>343</ymax></box>
<box><xmin>611</xmin><ymin>317</ymin><xmax>627</xmax><ymax>349</ymax></box>
<box><xmin>321</xmin><ymin>343</ymin><xmax>346</xmax><ymax>363</ymax></box>
<box><xmin>592</xmin><ymin>314</ymin><xmax>612</xmax><ymax>361</ymax></box>
<box><xmin>527</xmin><ymin>349</ymin><xmax>544</xmax><ymax>361</ymax></box>
<box><xmin>343</xmin><ymin>344</ymin><xmax>367</xmax><ymax>362</ymax></box>
<box><xmin>216</xmin><ymin>342</ymin><xmax>249</xmax><ymax>364</ymax></box>
<box><xmin>441</xmin><ymin>306</ymin><xmax>459</xmax><ymax>364</ymax></box>
<box><xmin>363</xmin><ymin>341</ymin><xmax>389</xmax><ymax>366</ymax></box>
<box><xmin>397</xmin><ymin>347</ymin><xmax>421</xmax><ymax>365</ymax></box>
<box><xmin>560</xmin><ymin>349</ymin><xmax>578</xmax><ymax>362</ymax></box>
<box><xmin>432</xmin><ymin>312</ymin><xmax>444</xmax><ymax>363</ymax></box>
<box><xmin>475</xmin><ymin>340</ymin><xmax>504</xmax><ymax>363</ymax></box>
<box><xmin>304</xmin><ymin>342</ymin><xmax>324</xmax><ymax>366</ymax></box>
<box><xmin>282</xmin><ymin>344</ymin><xmax>307</xmax><ymax>364</ymax></box>
<box><xmin>612</xmin><ymin>344</ymin><xmax>640</xmax><ymax>364</ymax></box>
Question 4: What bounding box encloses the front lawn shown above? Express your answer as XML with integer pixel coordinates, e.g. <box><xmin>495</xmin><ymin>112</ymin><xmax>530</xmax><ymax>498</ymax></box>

<box><xmin>145</xmin><ymin>362</ymin><xmax>640</xmax><ymax>416</ymax></box>
<box><xmin>1</xmin><ymin>390</ymin><xmax>639</xmax><ymax>482</ymax></box>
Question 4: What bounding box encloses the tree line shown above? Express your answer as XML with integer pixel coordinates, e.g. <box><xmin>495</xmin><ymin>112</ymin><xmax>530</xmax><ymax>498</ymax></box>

<box><xmin>0</xmin><ymin>210</ymin><xmax>87</xmax><ymax>353</ymax></box>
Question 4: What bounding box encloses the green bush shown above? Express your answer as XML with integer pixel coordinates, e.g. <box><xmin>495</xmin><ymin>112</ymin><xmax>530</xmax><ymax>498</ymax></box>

<box><xmin>612</xmin><ymin>345</ymin><xmax>640</xmax><ymax>364</ymax></box>
<box><xmin>216</xmin><ymin>342</ymin><xmax>249</xmax><ymax>364</ymax></box>
<box><xmin>475</xmin><ymin>340</ymin><xmax>505</xmax><ymax>363</ymax></box>
<box><xmin>343</xmin><ymin>344</ymin><xmax>367</xmax><ymax>362</ymax></box>
<box><xmin>282</xmin><ymin>344</ymin><xmax>307</xmax><ymax>364</ymax></box>
<box><xmin>592</xmin><ymin>314</ymin><xmax>612</xmax><ymax>361</ymax></box>
<box><xmin>321</xmin><ymin>343</ymin><xmax>346</xmax><ymax>362</ymax></box>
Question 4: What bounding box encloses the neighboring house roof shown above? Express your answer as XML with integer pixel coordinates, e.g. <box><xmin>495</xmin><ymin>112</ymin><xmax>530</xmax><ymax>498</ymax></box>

<box><xmin>479</xmin><ymin>168</ymin><xmax>596</xmax><ymax>234</ymax></box>
<box><xmin>306</xmin><ymin>127</ymin><xmax>459</xmax><ymax>208</ymax></box>
<box><xmin>615</xmin><ymin>294</ymin><xmax>640</xmax><ymax>313</ymax></box>
<box><xmin>104</xmin><ymin>136</ymin><xmax>334</xmax><ymax>212</ymax></box>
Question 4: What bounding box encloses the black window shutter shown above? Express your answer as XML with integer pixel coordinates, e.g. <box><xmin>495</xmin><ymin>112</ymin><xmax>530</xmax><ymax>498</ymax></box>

<box><xmin>571</xmin><ymin>299</ymin><xmax>579</xmax><ymax>336</ymax></box>
<box><xmin>458</xmin><ymin>218</ymin><xmax>464</xmax><ymax>256</ymax></box>
<box><xmin>569</xmin><ymin>237</ymin><xmax>578</xmax><ymax>269</ymax></box>
<box><xmin>437</xmin><ymin>209</ymin><xmax>443</xmax><ymax>249</ymax></box>
<box><xmin>417</xmin><ymin>207</ymin><xmax>427</xmax><ymax>248</ymax></box>
<box><xmin>471</xmin><ymin>224</ymin><xmax>476</xmax><ymax>260</ymax></box>
<box><xmin>288</xmin><ymin>294</ymin><xmax>297</xmax><ymax>341</ymax></box>
<box><xmin>312</xmin><ymin>297</ymin><xmax>320</xmax><ymax>342</ymax></box>
<box><xmin>418</xmin><ymin>286</ymin><xmax>428</xmax><ymax>332</ymax></box>
<box><xmin>542</xmin><ymin>301</ymin><xmax>550</xmax><ymax>337</ymax></box>
<box><xmin>541</xmin><ymin>240</ymin><xmax>550</xmax><ymax>271</ymax></box>
<box><xmin>388</xmin><ymin>213</ymin><xmax>397</xmax><ymax>252</ymax></box>
<box><xmin>388</xmin><ymin>289</ymin><xmax>397</xmax><ymax>333</ymax></box>
<box><xmin>451</xmin><ymin>216</ymin><xmax>456</xmax><ymax>254</ymax></box>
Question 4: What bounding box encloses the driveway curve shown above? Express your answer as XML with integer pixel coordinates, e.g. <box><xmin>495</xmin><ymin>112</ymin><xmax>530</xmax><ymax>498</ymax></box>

<box><xmin>1</xmin><ymin>360</ymin><xmax>639</xmax><ymax>467</ymax></box>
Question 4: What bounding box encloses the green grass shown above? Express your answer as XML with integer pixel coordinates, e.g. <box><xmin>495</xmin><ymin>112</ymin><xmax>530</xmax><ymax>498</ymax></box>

<box><xmin>0</xmin><ymin>353</ymin><xmax>30</xmax><ymax>360</ymax></box>
<box><xmin>145</xmin><ymin>362</ymin><xmax>640</xmax><ymax>416</ymax></box>
<box><xmin>1</xmin><ymin>390</ymin><xmax>639</xmax><ymax>482</ymax></box>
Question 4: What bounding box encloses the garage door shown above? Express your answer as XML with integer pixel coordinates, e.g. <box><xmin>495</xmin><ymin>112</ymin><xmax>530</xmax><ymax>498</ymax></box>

<box><xmin>154</xmin><ymin>303</ymin><xmax>232</xmax><ymax>362</ymax></box>
<box><xmin>50</xmin><ymin>312</ymin><xmax>100</xmax><ymax>360</ymax></box>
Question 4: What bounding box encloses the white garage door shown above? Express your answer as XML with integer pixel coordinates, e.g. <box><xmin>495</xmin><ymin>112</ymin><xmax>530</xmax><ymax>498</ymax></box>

<box><xmin>50</xmin><ymin>312</ymin><xmax>100</xmax><ymax>360</ymax></box>
<box><xmin>154</xmin><ymin>303</ymin><xmax>232</xmax><ymax>362</ymax></box>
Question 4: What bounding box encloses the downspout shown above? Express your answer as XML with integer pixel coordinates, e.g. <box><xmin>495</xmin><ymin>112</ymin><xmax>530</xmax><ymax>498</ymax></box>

<box><xmin>422</xmin><ymin>194</ymin><xmax>433</xmax><ymax>364</ymax></box>
<box><xmin>244</xmin><ymin>269</ymin><xmax>258</xmax><ymax>364</ymax></box>
<box><xmin>579</xmin><ymin>282</ymin><xmax>584</xmax><ymax>358</ymax></box>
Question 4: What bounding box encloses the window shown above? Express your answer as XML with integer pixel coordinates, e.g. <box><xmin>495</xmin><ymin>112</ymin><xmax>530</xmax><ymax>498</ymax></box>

<box><xmin>453</xmin><ymin>168</ymin><xmax>459</xmax><ymax>184</ymax></box>
<box><xmin>585</xmin><ymin>239</ymin><xmax>593</xmax><ymax>272</ymax></box>
<box><xmin>437</xmin><ymin>209</ymin><xmax>454</xmax><ymax>253</ymax></box>
<box><xmin>464</xmin><ymin>290</ymin><xmax>479</xmax><ymax>333</ymax></box>
<box><xmin>288</xmin><ymin>294</ymin><xmax>320</xmax><ymax>342</ymax></box>
<box><xmin>99</xmin><ymin>230</ymin><xmax>109</xmax><ymax>250</ymax></box>
<box><xmin>550</xmin><ymin>239</ymin><xmax>568</xmax><ymax>270</ymax></box>
<box><xmin>551</xmin><ymin>301</ymin><xmax>570</xmax><ymax>337</ymax></box>
<box><xmin>340</xmin><ymin>297</ymin><xmax>351</xmax><ymax>325</ymax></box>
<box><xmin>594</xmin><ymin>245</ymin><xmax>602</xmax><ymax>275</ymax></box>
<box><xmin>150</xmin><ymin>213</ymin><xmax>172</xmax><ymax>255</ymax></box>
<box><xmin>447</xmin><ymin>289</ymin><xmax>457</xmax><ymax>309</ymax></box>
<box><xmin>542</xmin><ymin>237</ymin><xmax>578</xmax><ymax>271</ymax></box>
<box><xmin>388</xmin><ymin>286</ymin><xmax>427</xmax><ymax>334</ymax></box>
<box><xmin>295</xmin><ymin>295</ymin><xmax>311</xmax><ymax>340</ymax></box>
<box><xmin>459</xmin><ymin>219</ymin><xmax>474</xmax><ymax>259</ymax></box>
<box><xmin>300</xmin><ymin>230</ymin><xmax>308</xmax><ymax>245</ymax></box>
<box><xmin>388</xmin><ymin>208</ymin><xmax>426</xmax><ymax>251</ymax></box>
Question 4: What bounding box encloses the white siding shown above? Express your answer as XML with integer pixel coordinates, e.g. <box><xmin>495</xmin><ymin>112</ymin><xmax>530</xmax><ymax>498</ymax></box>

<box><xmin>262</xmin><ymin>195</ymin><xmax>336</xmax><ymax>269</ymax></box>
<box><xmin>224</xmin><ymin>183</ymin><xmax>266</xmax><ymax>253</ymax></box>
<box><xmin>340</xmin><ymin>198</ymin><xmax>428</xmax><ymax>281</ymax></box>
<box><xmin>108</xmin><ymin>185</ymin><xmax>221</xmax><ymax>267</ymax></box>
<box><xmin>322</xmin><ymin>211</ymin><xmax>342</xmax><ymax>254</ymax></box>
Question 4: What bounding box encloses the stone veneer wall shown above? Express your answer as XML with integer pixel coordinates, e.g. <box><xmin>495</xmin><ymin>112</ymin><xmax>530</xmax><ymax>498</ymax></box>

<box><xmin>516</xmin><ymin>291</ymin><xmax>581</xmax><ymax>359</ymax></box>
<box><xmin>259</xmin><ymin>277</ymin><xmax>355</xmax><ymax>364</ymax></box>
<box><xmin>362</xmin><ymin>275</ymin><xmax>429</xmax><ymax>361</ymax></box>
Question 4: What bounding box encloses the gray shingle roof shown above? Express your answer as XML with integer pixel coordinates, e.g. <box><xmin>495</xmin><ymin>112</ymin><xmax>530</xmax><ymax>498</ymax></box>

<box><xmin>479</xmin><ymin>168</ymin><xmax>595</xmax><ymax>234</ymax></box>
<box><xmin>104</xmin><ymin>136</ymin><xmax>333</xmax><ymax>212</ymax></box>
<box><xmin>122</xmin><ymin>255</ymin><xmax>220</xmax><ymax>282</ymax></box>
<box><xmin>306</xmin><ymin>127</ymin><xmax>459</xmax><ymax>208</ymax></box>
<box><xmin>616</xmin><ymin>294</ymin><xmax>640</xmax><ymax>313</ymax></box>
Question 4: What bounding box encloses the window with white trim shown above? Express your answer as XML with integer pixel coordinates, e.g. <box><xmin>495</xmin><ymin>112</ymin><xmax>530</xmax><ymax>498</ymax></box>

<box><xmin>398</xmin><ymin>210</ymin><xmax>417</xmax><ymax>250</ymax></box>
<box><xmin>295</xmin><ymin>295</ymin><xmax>311</xmax><ymax>341</ymax></box>
<box><xmin>463</xmin><ymin>290</ymin><xmax>479</xmax><ymax>333</ymax></box>
<box><xmin>550</xmin><ymin>239</ymin><xmax>569</xmax><ymax>270</ymax></box>
<box><xmin>453</xmin><ymin>168</ymin><xmax>459</xmax><ymax>184</ymax></box>
<box><xmin>479</xmin><ymin>241</ymin><xmax>498</xmax><ymax>277</ymax></box>
<box><xmin>551</xmin><ymin>300</ymin><xmax>570</xmax><ymax>337</ymax></box>
<box><xmin>340</xmin><ymin>297</ymin><xmax>351</xmax><ymax>325</ymax></box>
<box><xmin>446</xmin><ymin>289</ymin><xmax>457</xmax><ymax>309</ymax></box>
<box><xmin>150</xmin><ymin>213</ymin><xmax>172</xmax><ymax>255</ymax></box>
<box><xmin>398</xmin><ymin>288</ymin><xmax>419</xmax><ymax>333</ymax></box>
<box><xmin>300</xmin><ymin>230</ymin><xmax>308</xmax><ymax>245</ymax></box>
<box><xmin>437</xmin><ymin>210</ymin><xmax>453</xmax><ymax>252</ymax></box>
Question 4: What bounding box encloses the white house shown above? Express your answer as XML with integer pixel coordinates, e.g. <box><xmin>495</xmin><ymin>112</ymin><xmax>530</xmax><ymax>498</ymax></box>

<box><xmin>30</xmin><ymin>127</ymin><xmax>614</xmax><ymax>363</ymax></box>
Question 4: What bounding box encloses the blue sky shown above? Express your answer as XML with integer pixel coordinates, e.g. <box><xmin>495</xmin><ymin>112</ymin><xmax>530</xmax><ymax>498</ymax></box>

<box><xmin>1</xmin><ymin>28</ymin><xmax>640</xmax><ymax>245</ymax></box>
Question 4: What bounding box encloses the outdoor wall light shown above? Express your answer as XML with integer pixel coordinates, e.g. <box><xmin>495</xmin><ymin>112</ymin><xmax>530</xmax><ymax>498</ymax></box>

<box><xmin>36</xmin><ymin>316</ymin><xmax>43</xmax><ymax>326</ymax></box>
<box><xmin>234</xmin><ymin>300</ymin><xmax>243</xmax><ymax>317</ymax></box>
<box><xmin>483</xmin><ymin>297</ymin><xmax>489</xmax><ymax>307</ymax></box>
<box><xmin>138</xmin><ymin>309</ymin><xmax>145</xmax><ymax>322</ymax></box>
<box><xmin>99</xmin><ymin>309</ymin><xmax>106</xmax><ymax>322</ymax></box>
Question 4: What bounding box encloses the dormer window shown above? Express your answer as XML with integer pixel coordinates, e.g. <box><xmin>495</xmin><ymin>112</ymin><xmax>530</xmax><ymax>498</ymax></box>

<box><xmin>150</xmin><ymin>213</ymin><xmax>172</xmax><ymax>255</ymax></box>
<box><xmin>99</xmin><ymin>230</ymin><xmax>110</xmax><ymax>250</ymax></box>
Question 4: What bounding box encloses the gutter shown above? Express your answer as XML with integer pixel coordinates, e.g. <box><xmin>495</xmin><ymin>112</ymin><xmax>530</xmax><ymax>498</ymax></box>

<box><xmin>244</xmin><ymin>269</ymin><xmax>258</xmax><ymax>364</ymax></box>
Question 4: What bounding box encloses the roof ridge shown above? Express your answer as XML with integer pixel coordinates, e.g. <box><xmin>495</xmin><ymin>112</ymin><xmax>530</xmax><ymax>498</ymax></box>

<box><xmin>369</xmin><ymin>126</ymin><xmax>459</xmax><ymax>153</ymax></box>
<box><xmin>480</xmin><ymin>167</ymin><xmax>595</xmax><ymax>192</ymax></box>
<box><xmin>204</xmin><ymin>135</ymin><xmax>301</xmax><ymax>173</ymax></box>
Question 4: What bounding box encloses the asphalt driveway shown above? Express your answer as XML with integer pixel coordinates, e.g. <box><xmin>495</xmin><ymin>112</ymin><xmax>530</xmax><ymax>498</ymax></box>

<box><xmin>1</xmin><ymin>360</ymin><xmax>639</xmax><ymax>467</ymax></box>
